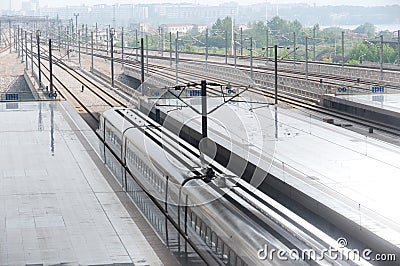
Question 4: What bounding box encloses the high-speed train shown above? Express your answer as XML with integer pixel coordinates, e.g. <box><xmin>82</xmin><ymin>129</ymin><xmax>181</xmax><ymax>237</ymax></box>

<box><xmin>98</xmin><ymin>107</ymin><xmax>369</xmax><ymax>266</ymax></box>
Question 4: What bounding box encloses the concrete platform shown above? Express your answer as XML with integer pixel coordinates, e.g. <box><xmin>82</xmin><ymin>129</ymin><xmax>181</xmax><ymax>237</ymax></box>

<box><xmin>321</xmin><ymin>93</ymin><xmax>400</xmax><ymax>129</ymax></box>
<box><xmin>0</xmin><ymin>101</ymin><xmax>169</xmax><ymax>265</ymax></box>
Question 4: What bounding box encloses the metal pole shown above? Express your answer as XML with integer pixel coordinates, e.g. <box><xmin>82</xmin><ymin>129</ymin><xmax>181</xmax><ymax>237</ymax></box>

<box><xmin>201</xmin><ymin>80</ymin><xmax>207</xmax><ymax>139</ymax></box>
<box><xmin>175</xmin><ymin>32</ymin><xmax>179</xmax><ymax>85</ymax></box>
<box><xmin>205</xmin><ymin>29</ymin><xmax>208</xmax><ymax>65</ymax></box>
<box><xmin>21</xmin><ymin>29</ymin><xmax>24</xmax><ymax>62</ymax></box>
<box><xmin>78</xmin><ymin>30</ymin><xmax>81</xmax><ymax>66</ymax></box>
<box><xmin>37</xmin><ymin>32</ymin><xmax>41</xmax><ymax>87</ymax></box>
<box><xmin>17</xmin><ymin>25</ymin><xmax>20</xmax><ymax>56</ymax></box>
<box><xmin>135</xmin><ymin>29</ymin><xmax>138</xmax><ymax>60</ymax></box>
<box><xmin>274</xmin><ymin>44</ymin><xmax>278</xmax><ymax>105</ymax></box>
<box><xmin>0</xmin><ymin>20</ymin><xmax>2</xmax><ymax>47</ymax></box>
<box><xmin>250</xmin><ymin>37</ymin><xmax>253</xmax><ymax>80</ymax></box>
<box><xmin>169</xmin><ymin>31</ymin><xmax>172</xmax><ymax>67</ymax></box>
<box><xmin>74</xmin><ymin>13</ymin><xmax>79</xmax><ymax>39</ymax></box>
<box><xmin>106</xmin><ymin>28</ymin><xmax>109</xmax><ymax>55</ymax></box>
<box><xmin>67</xmin><ymin>26</ymin><xmax>70</xmax><ymax>60</ymax></box>
<box><xmin>240</xmin><ymin>27</ymin><xmax>243</xmax><ymax>56</ymax></box>
<box><xmin>266</xmin><ymin>28</ymin><xmax>269</xmax><ymax>64</ymax></box>
<box><xmin>25</xmin><ymin>31</ymin><xmax>28</xmax><ymax>69</ymax></box>
<box><xmin>95</xmin><ymin>22</ymin><xmax>98</xmax><ymax>48</ymax></box>
<box><xmin>380</xmin><ymin>35</ymin><xmax>383</xmax><ymax>81</ymax></box>
<box><xmin>85</xmin><ymin>24</ymin><xmax>88</xmax><ymax>53</ymax></box>
<box><xmin>306</xmin><ymin>37</ymin><xmax>309</xmax><ymax>80</ymax></box>
<box><xmin>121</xmin><ymin>27</ymin><xmax>124</xmax><ymax>67</ymax></box>
<box><xmin>313</xmin><ymin>25</ymin><xmax>316</xmax><ymax>61</ymax></box>
<box><xmin>141</xmin><ymin>38</ymin><xmax>144</xmax><ymax>85</ymax></box>
<box><xmin>58</xmin><ymin>25</ymin><xmax>61</xmax><ymax>51</ymax></box>
<box><xmin>49</xmin><ymin>39</ymin><xmax>53</xmax><ymax>95</ymax></box>
<box><xmin>31</xmin><ymin>33</ymin><xmax>33</xmax><ymax>75</ymax></box>
<box><xmin>341</xmin><ymin>31</ymin><xmax>344</xmax><ymax>67</ymax></box>
<box><xmin>111</xmin><ymin>30</ymin><xmax>114</xmax><ymax>87</ymax></box>
<box><xmin>146</xmin><ymin>34</ymin><xmax>148</xmax><ymax>74</ymax></box>
<box><xmin>234</xmin><ymin>32</ymin><xmax>237</xmax><ymax>68</ymax></box>
<box><xmin>398</xmin><ymin>29</ymin><xmax>400</xmax><ymax>65</ymax></box>
<box><xmin>225</xmin><ymin>30</ymin><xmax>228</xmax><ymax>64</ymax></box>
<box><xmin>91</xmin><ymin>31</ymin><xmax>94</xmax><ymax>72</ymax></box>
<box><xmin>9</xmin><ymin>20</ymin><xmax>11</xmax><ymax>53</ymax></box>
<box><xmin>293</xmin><ymin>32</ymin><xmax>296</xmax><ymax>67</ymax></box>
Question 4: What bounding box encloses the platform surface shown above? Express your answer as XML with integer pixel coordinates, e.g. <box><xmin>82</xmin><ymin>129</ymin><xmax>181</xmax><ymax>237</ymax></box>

<box><xmin>338</xmin><ymin>93</ymin><xmax>400</xmax><ymax>113</ymax></box>
<box><xmin>0</xmin><ymin>101</ymin><xmax>163</xmax><ymax>265</ymax></box>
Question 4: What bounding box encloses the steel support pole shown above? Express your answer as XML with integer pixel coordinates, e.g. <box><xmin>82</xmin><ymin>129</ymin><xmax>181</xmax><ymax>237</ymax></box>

<box><xmin>91</xmin><ymin>31</ymin><xmax>94</xmax><ymax>72</ymax></box>
<box><xmin>141</xmin><ymin>38</ymin><xmax>144</xmax><ymax>85</ymax></box>
<box><xmin>341</xmin><ymin>31</ymin><xmax>344</xmax><ymax>67</ymax></box>
<box><xmin>293</xmin><ymin>32</ymin><xmax>296</xmax><ymax>67</ymax></box>
<box><xmin>135</xmin><ymin>29</ymin><xmax>138</xmax><ymax>60</ymax></box>
<box><xmin>121</xmin><ymin>27</ymin><xmax>124</xmax><ymax>67</ymax></box>
<box><xmin>306</xmin><ymin>37</ymin><xmax>309</xmax><ymax>80</ymax></box>
<box><xmin>398</xmin><ymin>29</ymin><xmax>400</xmax><ymax>65</ymax></box>
<box><xmin>37</xmin><ymin>33</ymin><xmax>41</xmax><ymax>87</ymax></box>
<box><xmin>234</xmin><ymin>32</ymin><xmax>237</xmax><ymax>68</ymax></box>
<box><xmin>78</xmin><ymin>30</ymin><xmax>81</xmax><ymax>66</ymax></box>
<box><xmin>17</xmin><ymin>25</ymin><xmax>20</xmax><ymax>56</ymax></box>
<box><xmin>106</xmin><ymin>28</ymin><xmax>109</xmax><ymax>55</ymax></box>
<box><xmin>95</xmin><ymin>22</ymin><xmax>98</xmax><ymax>48</ymax></box>
<box><xmin>201</xmin><ymin>80</ymin><xmax>207</xmax><ymax>139</ymax></box>
<box><xmin>111</xmin><ymin>30</ymin><xmax>114</xmax><ymax>87</ymax></box>
<box><xmin>266</xmin><ymin>28</ymin><xmax>269</xmax><ymax>64</ymax></box>
<box><xmin>146</xmin><ymin>34</ymin><xmax>148</xmax><ymax>74</ymax></box>
<box><xmin>169</xmin><ymin>32</ymin><xmax>172</xmax><ymax>67</ymax></box>
<box><xmin>380</xmin><ymin>35</ymin><xmax>383</xmax><ymax>81</ymax></box>
<box><xmin>250</xmin><ymin>37</ymin><xmax>253</xmax><ymax>80</ymax></box>
<box><xmin>25</xmin><ymin>31</ymin><xmax>28</xmax><ymax>69</ymax></box>
<box><xmin>67</xmin><ymin>26</ymin><xmax>70</xmax><ymax>60</ymax></box>
<box><xmin>175</xmin><ymin>32</ymin><xmax>179</xmax><ymax>85</ymax></box>
<box><xmin>225</xmin><ymin>30</ymin><xmax>228</xmax><ymax>64</ymax></box>
<box><xmin>58</xmin><ymin>25</ymin><xmax>61</xmax><ymax>51</ymax></box>
<box><xmin>313</xmin><ymin>25</ymin><xmax>316</xmax><ymax>61</ymax></box>
<box><xmin>240</xmin><ymin>27</ymin><xmax>243</xmax><ymax>56</ymax></box>
<box><xmin>205</xmin><ymin>29</ymin><xmax>208</xmax><ymax>65</ymax></box>
<box><xmin>31</xmin><ymin>33</ymin><xmax>33</xmax><ymax>75</ymax></box>
<box><xmin>274</xmin><ymin>44</ymin><xmax>278</xmax><ymax>105</ymax></box>
<box><xmin>49</xmin><ymin>39</ymin><xmax>53</xmax><ymax>95</ymax></box>
<box><xmin>21</xmin><ymin>29</ymin><xmax>24</xmax><ymax>62</ymax></box>
<box><xmin>0</xmin><ymin>21</ymin><xmax>2</xmax><ymax>47</ymax></box>
<box><xmin>9</xmin><ymin>20</ymin><xmax>11</xmax><ymax>53</ymax></box>
<box><xmin>85</xmin><ymin>25</ymin><xmax>88</xmax><ymax>54</ymax></box>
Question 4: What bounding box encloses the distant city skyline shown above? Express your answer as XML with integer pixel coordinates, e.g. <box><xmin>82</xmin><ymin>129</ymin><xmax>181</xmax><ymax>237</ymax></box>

<box><xmin>3</xmin><ymin>0</ymin><xmax>400</xmax><ymax>10</ymax></box>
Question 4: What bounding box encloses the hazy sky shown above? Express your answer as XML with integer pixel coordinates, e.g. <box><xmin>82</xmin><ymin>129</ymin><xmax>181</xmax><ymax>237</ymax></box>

<box><xmin>4</xmin><ymin>0</ymin><xmax>400</xmax><ymax>10</ymax></box>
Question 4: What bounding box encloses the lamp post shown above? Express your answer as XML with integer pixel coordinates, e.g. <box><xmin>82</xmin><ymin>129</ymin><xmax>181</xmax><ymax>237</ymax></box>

<box><xmin>110</xmin><ymin>28</ymin><xmax>115</xmax><ymax>87</ymax></box>
<box><xmin>36</xmin><ymin>30</ymin><xmax>42</xmax><ymax>88</ymax></box>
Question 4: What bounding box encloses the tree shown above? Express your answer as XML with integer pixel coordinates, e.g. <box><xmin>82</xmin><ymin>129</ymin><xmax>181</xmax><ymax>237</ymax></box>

<box><xmin>353</xmin><ymin>23</ymin><xmax>375</xmax><ymax>38</ymax></box>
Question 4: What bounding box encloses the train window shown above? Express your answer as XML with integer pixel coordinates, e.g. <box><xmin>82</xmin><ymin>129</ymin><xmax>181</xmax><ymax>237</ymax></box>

<box><xmin>200</xmin><ymin>221</ymin><xmax>206</xmax><ymax>240</ymax></box>
<box><xmin>222</xmin><ymin>243</ymin><xmax>229</xmax><ymax>264</ymax></box>
<box><xmin>211</xmin><ymin>232</ymin><xmax>217</xmax><ymax>252</ymax></box>
<box><xmin>217</xmin><ymin>237</ymin><xmax>223</xmax><ymax>258</ymax></box>
<box><xmin>206</xmin><ymin>227</ymin><xmax>212</xmax><ymax>247</ymax></box>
